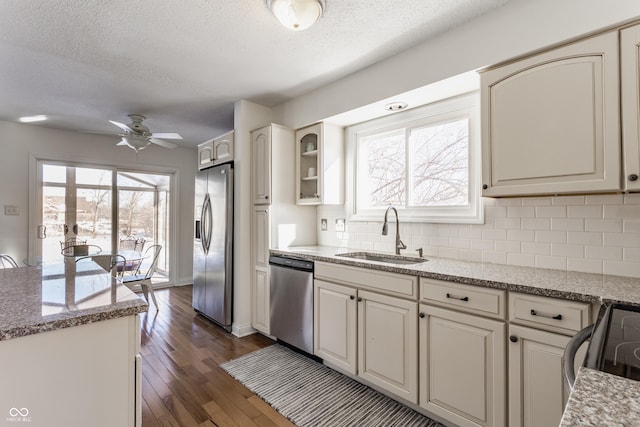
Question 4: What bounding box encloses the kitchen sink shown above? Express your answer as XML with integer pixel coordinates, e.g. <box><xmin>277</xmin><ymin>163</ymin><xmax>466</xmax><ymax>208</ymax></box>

<box><xmin>336</xmin><ymin>252</ymin><xmax>427</xmax><ymax>265</ymax></box>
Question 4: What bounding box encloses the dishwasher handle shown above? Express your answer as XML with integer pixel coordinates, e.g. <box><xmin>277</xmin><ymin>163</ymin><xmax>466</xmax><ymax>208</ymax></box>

<box><xmin>562</xmin><ymin>324</ymin><xmax>593</xmax><ymax>392</ymax></box>
<box><xmin>269</xmin><ymin>255</ymin><xmax>314</xmax><ymax>272</ymax></box>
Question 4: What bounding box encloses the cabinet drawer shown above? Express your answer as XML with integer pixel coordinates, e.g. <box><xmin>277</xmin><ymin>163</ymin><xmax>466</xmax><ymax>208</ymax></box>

<box><xmin>420</xmin><ymin>278</ymin><xmax>506</xmax><ymax>320</ymax></box>
<box><xmin>315</xmin><ymin>261</ymin><xmax>417</xmax><ymax>299</ymax></box>
<box><xmin>509</xmin><ymin>293</ymin><xmax>591</xmax><ymax>335</ymax></box>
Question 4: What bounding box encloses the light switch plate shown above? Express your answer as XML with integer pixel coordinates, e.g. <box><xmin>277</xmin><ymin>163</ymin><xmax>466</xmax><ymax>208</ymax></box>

<box><xmin>336</xmin><ymin>218</ymin><xmax>345</xmax><ymax>232</ymax></box>
<box><xmin>4</xmin><ymin>205</ymin><xmax>19</xmax><ymax>216</ymax></box>
<box><xmin>321</xmin><ymin>218</ymin><xmax>327</xmax><ymax>231</ymax></box>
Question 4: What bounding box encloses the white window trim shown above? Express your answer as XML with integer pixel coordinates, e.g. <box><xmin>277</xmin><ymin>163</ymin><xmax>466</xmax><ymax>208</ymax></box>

<box><xmin>345</xmin><ymin>92</ymin><xmax>483</xmax><ymax>224</ymax></box>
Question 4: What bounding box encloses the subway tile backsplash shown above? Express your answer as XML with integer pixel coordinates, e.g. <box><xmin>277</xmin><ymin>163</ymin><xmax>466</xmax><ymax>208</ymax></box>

<box><xmin>318</xmin><ymin>193</ymin><xmax>640</xmax><ymax>278</ymax></box>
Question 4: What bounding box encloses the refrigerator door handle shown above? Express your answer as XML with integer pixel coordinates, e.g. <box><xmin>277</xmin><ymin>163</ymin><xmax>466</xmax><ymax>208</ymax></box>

<box><xmin>202</xmin><ymin>193</ymin><xmax>213</xmax><ymax>254</ymax></box>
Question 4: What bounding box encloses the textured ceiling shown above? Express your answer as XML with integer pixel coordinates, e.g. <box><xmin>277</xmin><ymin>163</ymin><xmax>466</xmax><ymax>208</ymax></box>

<box><xmin>0</xmin><ymin>0</ymin><xmax>511</xmax><ymax>148</ymax></box>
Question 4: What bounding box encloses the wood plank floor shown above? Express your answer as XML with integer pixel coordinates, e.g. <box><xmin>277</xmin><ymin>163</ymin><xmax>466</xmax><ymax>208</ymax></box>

<box><xmin>139</xmin><ymin>285</ymin><xmax>296</xmax><ymax>427</ymax></box>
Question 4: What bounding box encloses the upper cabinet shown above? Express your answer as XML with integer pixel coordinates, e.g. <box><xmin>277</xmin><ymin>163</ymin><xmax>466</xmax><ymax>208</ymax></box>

<box><xmin>621</xmin><ymin>23</ymin><xmax>640</xmax><ymax>191</ymax></box>
<box><xmin>197</xmin><ymin>130</ymin><xmax>235</xmax><ymax>170</ymax></box>
<box><xmin>480</xmin><ymin>31</ymin><xmax>621</xmax><ymax>197</ymax></box>
<box><xmin>295</xmin><ymin>122</ymin><xmax>344</xmax><ymax>205</ymax></box>
<box><xmin>251</xmin><ymin>125</ymin><xmax>273</xmax><ymax>204</ymax></box>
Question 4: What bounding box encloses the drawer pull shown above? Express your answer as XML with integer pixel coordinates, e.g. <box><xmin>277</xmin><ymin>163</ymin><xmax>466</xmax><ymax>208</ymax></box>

<box><xmin>446</xmin><ymin>293</ymin><xmax>469</xmax><ymax>302</ymax></box>
<box><xmin>530</xmin><ymin>309</ymin><xmax>562</xmax><ymax>320</ymax></box>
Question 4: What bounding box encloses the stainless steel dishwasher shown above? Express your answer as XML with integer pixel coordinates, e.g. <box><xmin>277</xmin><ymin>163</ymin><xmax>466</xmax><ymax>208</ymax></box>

<box><xmin>269</xmin><ymin>255</ymin><xmax>314</xmax><ymax>354</ymax></box>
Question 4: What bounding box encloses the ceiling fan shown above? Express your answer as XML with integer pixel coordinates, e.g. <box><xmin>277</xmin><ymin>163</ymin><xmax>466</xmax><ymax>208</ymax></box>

<box><xmin>108</xmin><ymin>114</ymin><xmax>182</xmax><ymax>152</ymax></box>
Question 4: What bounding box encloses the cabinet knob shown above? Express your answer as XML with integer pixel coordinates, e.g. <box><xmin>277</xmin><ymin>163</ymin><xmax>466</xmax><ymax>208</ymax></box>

<box><xmin>509</xmin><ymin>336</ymin><xmax>518</xmax><ymax>343</ymax></box>
<box><xmin>419</xmin><ymin>312</ymin><xmax>425</xmax><ymax>318</ymax></box>
<box><xmin>482</xmin><ymin>184</ymin><xmax>488</xmax><ymax>190</ymax></box>
<box><xmin>357</xmin><ymin>297</ymin><xmax>362</xmax><ymax>302</ymax></box>
<box><xmin>349</xmin><ymin>295</ymin><xmax>355</xmax><ymax>300</ymax></box>
<box><xmin>629</xmin><ymin>174</ymin><xmax>639</xmax><ymax>182</ymax></box>
<box><xmin>265</xmin><ymin>195</ymin><xmax>269</xmax><ymax>199</ymax></box>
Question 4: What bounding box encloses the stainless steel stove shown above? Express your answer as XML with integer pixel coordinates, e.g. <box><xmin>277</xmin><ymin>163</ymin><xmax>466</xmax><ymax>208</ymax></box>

<box><xmin>584</xmin><ymin>304</ymin><xmax>640</xmax><ymax>381</ymax></box>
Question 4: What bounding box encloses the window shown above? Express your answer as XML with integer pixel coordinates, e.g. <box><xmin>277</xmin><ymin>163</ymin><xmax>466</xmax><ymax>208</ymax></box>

<box><xmin>347</xmin><ymin>93</ymin><xmax>482</xmax><ymax>223</ymax></box>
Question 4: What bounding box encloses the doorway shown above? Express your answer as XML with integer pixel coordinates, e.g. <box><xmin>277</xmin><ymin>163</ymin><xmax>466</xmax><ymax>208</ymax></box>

<box><xmin>35</xmin><ymin>160</ymin><xmax>173</xmax><ymax>284</ymax></box>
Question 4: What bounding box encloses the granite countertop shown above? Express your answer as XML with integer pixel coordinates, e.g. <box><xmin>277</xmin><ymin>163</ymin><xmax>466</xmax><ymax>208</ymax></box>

<box><xmin>560</xmin><ymin>367</ymin><xmax>640</xmax><ymax>427</ymax></box>
<box><xmin>0</xmin><ymin>260</ymin><xmax>148</xmax><ymax>341</ymax></box>
<box><xmin>271</xmin><ymin>245</ymin><xmax>640</xmax><ymax>306</ymax></box>
<box><xmin>273</xmin><ymin>245</ymin><xmax>640</xmax><ymax>427</ymax></box>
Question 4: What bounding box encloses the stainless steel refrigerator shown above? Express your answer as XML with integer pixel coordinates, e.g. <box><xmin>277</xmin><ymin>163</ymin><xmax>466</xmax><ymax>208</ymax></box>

<box><xmin>193</xmin><ymin>163</ymin><xmax>233</xmax><ymax>331</ymax></box>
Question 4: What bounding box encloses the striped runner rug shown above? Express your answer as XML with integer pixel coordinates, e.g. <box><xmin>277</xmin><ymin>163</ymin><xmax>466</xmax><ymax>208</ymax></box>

<box><xmin>220</xmin><ymin>344</ymin><xmax>443</xmax><ymax>427</ymax></box>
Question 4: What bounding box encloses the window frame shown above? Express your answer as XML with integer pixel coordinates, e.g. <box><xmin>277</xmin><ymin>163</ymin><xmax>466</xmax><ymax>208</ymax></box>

<box><xmin>345</xmin><ymin>92</ymin><xmax>483</xmax><ymax>224</ymax></box>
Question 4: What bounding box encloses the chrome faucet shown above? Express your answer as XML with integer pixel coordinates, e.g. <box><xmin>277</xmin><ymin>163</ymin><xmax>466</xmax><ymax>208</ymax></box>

<box><xmin>381</xmin><ymin>206</ymin><xmax>407</xmax><ymax>255</ymax></box>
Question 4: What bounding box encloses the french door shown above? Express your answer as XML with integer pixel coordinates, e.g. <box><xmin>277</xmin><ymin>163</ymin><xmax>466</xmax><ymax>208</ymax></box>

<box><xmin>34</xmin><ymin>160</ymin><xmax>172</xmax><ymax>283</ymax></box>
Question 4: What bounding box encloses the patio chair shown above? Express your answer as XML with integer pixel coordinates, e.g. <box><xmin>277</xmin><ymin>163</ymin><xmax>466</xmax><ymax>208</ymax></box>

<box><xmin>134</xmin><ymin>238</ymin><xmax>146</xmax><ymax>252</ymax></box>
<box><xmin>60</xmin><ymin>238</ymin><xmax>98</xmax><ymax>256</ymax></box>
<box><xmin>122</xmin><ymin>244</ymin><xmax>161</xmax><ymax>310</ymax></box>
<box><xmin>0</xmin><ymin>254</ymin><xmax>19</xmax><ymax>268</ymax></box>
<box><xmin>119</xmin><ymin>238</ymin><xmax>137</xmax><ymax>251</ymax></box>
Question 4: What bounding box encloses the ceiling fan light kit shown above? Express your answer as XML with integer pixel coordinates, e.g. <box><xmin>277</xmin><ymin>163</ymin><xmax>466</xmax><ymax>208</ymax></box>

<box><xmin>109</xmin><ymin>114</ymin><xmax>181</xmax><ymax>152</ymax></box>
<box><xmin>268</xmin><ymin>0</ymin><xmax>323</xmax><ymax>31</ymax></box>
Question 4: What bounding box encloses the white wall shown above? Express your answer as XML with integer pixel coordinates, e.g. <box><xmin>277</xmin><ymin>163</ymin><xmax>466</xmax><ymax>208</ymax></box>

<box><xmin>0</xmin><ymin>120</ymin><xmax>197</xmax><ymax>285</ymax></box>
<box><xmin>273</xmin><ymin>0</ymin><xmax>640</xmax><ymax>129</ymax></box>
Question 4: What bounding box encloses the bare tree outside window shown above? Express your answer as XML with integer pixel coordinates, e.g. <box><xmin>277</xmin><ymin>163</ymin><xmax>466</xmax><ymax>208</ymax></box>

<box><xmin>357</xmin><ymin>118</ymin><xmax>469</xmax><ymax>209</ymax></box>
<box><xmin>409</xmin><ymin>118</ymin><xmax>469</xmax><ymax>206</ymax></box>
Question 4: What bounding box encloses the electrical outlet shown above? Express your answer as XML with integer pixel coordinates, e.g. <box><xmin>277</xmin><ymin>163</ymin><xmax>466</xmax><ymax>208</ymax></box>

<box><xmin>320</xmin><ymin>218</ymin><xmax>327</xmax><ymax>231</ymax></box>
<box><xmin>335</xmin><ymin>218</ymin><xmax>345</xmax><ymax>232</ymax></box>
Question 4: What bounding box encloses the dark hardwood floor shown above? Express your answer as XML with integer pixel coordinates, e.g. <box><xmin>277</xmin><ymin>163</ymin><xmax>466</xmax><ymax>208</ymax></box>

<box><xmin>139</xmin><ymin>285</ymin><xmax>295</xmax><ymax>427</ymax></box>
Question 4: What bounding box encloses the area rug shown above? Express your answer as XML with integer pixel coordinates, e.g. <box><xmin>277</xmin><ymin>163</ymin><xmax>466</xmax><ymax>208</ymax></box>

<box><xmin>220</xmin><ymin>344</ymin><xmax>443</xmax><ymax>427</ymax></box>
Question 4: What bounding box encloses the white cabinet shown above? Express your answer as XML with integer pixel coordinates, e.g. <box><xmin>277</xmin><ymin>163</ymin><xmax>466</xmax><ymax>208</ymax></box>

<box><xmin>621</xmin><ymin>23</ymin><xmax>640</xmax><ymax>191</ymax></box>
<box><xmin>419</xmin><ymin>279</ymin><xmax>506</xmax><ymax>427</ymax></box>
<box><xmin>507</xmin><ymin>293</ymin><xmax>592</xmax><ymax>427</ymax></box>
<box><xmin>359</xmin><ymin>289</ymin><xmax>418</xmax><ymax>403</ymax></box>
<box><xmin>251</xmin><ymin>207</ymin><xmax>270</xmax><ymax>335</ymax></box>
<box><xmin>295</xmin><ymin>122</ymin><xmax>344</xmax><ymax>205</ymax></box>
<box><xmin>480</xmin><ymin>31</ymin><xmax>620</xmax><ymax>196</ymax></box>
<box><xmin>0</xmin><ymin>315</ymin><xmax>141</xmax><ymax>427</ymax></box>
<box><xmin>249</xmin><ymin>124</ymin><xmax>316</xmax><ymax>334</ymax></box>
<box><xmin>313</xmin><ymin>262</ymin><xmax>418</xmax><ymax>404</ymax></box>
<box><xmin>251</xmin><ymin>125</ymin><xmax>273</xmax><ymax>204</ymax></box>
<box><xmin>198</xmin><ymin>130</ymin><xmax>234</xmax><ymax>170</ymax></box>
<box><xmin>508</xmin><ymin>324</ymin><xmax>570</xmax><ymax>427</ymax></box>
<box><xmin>314</xmin><ymin>279</ymin><xmax>357</xmax><ymax>374</ymax></box>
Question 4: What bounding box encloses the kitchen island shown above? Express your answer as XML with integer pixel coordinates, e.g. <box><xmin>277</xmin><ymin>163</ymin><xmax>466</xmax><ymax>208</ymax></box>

<box><xmin>272</xmin><ymin>245</ymin><xmax>640</xmax><ymax>427</ymax></box>
<box><xmin>0</xmin><ymin>261</ymin><xmax>148</xmax><ymax>427</ymax></box>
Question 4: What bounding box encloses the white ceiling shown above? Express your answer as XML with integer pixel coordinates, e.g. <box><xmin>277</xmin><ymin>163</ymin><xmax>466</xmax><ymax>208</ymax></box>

<box><xmin>0</xmin><ymin>0</ymin><xmax>511</xmax><ymax>148</ymax></box>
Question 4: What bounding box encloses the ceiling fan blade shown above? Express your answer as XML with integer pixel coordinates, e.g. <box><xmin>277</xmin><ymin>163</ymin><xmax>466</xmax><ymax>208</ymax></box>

<box><xmin>149</xmin><ymin>137</ymin><xmax>177</xmax><ymax>149</ymax></box>
<box><xmin>151</xmin><ymin>132</ymin><xmax>183</xmax><ymax>140</ymax></box>
<box><xmin>109</xmin><ymin>120</ymin><xmax>134</xmax><ymax>133</ymax></box>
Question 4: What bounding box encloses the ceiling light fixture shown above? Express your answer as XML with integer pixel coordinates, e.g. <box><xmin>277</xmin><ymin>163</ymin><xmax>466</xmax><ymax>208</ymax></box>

<box><xmin>384</xmin><ymin>102</ymin><xmax>408</xmax><ymax>112</ymax></box>
<box><xmin>119</xmin><ymin>134</ymin><xmax>151</xmax><ymax>152</ymax></box>
<box><xmin>18</xmin><ymin>115</ymin><xmax>48</xmax><ymax>123</ymax></box>
<box><xmin>267</xmin><ymin>0</ymin><xmax>324</xmax><ymax>31</ymax></box>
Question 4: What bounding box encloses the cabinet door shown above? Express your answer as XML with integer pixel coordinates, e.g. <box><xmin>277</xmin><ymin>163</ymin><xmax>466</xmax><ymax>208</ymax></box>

<box><xmin>251</xmin><ymin>207</ymin><xmax>270</xmax><ymax>334</ymax></box>
<box><xmin>213</xmin><ymin>132</ymin><xmax>234</xmax><ymax>165</ymax></box>
<box><xmin>481</xmin><ymin>31</ymin><xmax>620</xmax><ymax>196</ymax></box>
<box><xmin>197</xmin><ymin>140</ymin><xmax>214</xmax><ymax>170</ymax></box>
<box><xmin>420</xmin><ymin>304</ymin><xmax>506</xmax><ymax>427</ymax></box>
<box><xmin>622</xmin><ymin>23</ymin><xmax>640</xmax><ymax>191</ymax></box>
<box><xmin>314</xmin><ymin>279</ymin><xmax>357</xmax><ymax>374</ymax></box>
<box><xmin>508</xmin><ymin>324</ymin><xmax>569</xmax><ymax>427</ymax></box>
<box><xmin>251</xmin><ymin>126</ymin><xmax>271</xmax><ymax>204</ymax></box>
<box><xmin>358</xmin><ymin>290</ymin><xmax>418</xmax><ymax>404</ymax></box>
<box><xmin>296</xmin><ymin>123</ymin><xmax>321</xmax><ymax>205</ymax></box>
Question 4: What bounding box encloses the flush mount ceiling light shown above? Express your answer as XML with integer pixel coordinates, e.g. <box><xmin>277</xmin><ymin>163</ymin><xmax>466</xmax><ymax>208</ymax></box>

<box><xmin>18</xmin><ymin>115</ymin><xmax>48</xmax><ymax>123</ymax></box>
<box><xmin>267</xmin><ymin>0</ymin><xmax>324</xmax><ymax>31</ymax></box>
<box><xmin>384</xmin><ymin>102</ymin><xmax>408</xmax><ymax>112</ymax></box>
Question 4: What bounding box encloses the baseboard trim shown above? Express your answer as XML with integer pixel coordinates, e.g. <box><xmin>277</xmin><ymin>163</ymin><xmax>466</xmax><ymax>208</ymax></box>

<box><xmin>232</xmin><ymin>322</ymin><xmax>256</xmax><ymax>338</ymax></box>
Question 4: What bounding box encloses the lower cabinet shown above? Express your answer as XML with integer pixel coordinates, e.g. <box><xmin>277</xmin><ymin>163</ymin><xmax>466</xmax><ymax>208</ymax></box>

<box><xmin>251</xmin><ymin>207</ymin><xmax>270</xmax><ymax>335</ymax></box>
<box><xmin>314</xmin><ymin>278</ymin><xmax>418</xmax><ymax>404</ymax></box>
<box><xmin>359</xmin><ymin>289</ymin><xmax>418</xmax><ymax>403</ymax></box>
<box><xmin>507</xmin><ymin>324</ymin><xmax>570</xmax><ymax>427</ymax></box>
<box><xmin>419</xmin><ymin>304</ymin><xmax>506</xmax><ymax>427</ymax></box>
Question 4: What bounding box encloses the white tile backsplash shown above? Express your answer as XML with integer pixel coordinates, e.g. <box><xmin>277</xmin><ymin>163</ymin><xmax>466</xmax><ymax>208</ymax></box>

<box><xmin>317</xmin><ymin>195</ymin><xmax>640</xmax><ymax>278</ymax></box>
